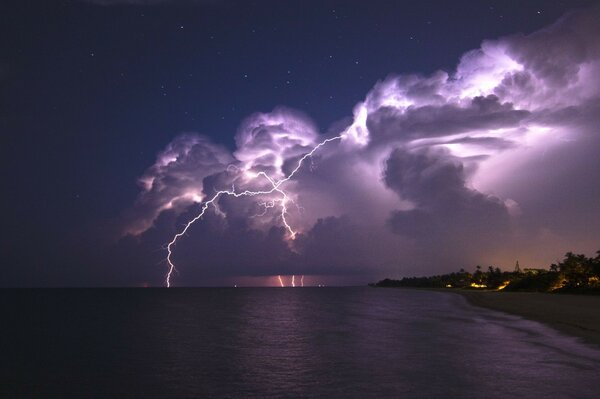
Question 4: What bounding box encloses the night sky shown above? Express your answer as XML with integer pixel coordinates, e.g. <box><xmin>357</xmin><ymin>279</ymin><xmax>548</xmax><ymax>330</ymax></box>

<box><xmin>2</xmin><ymin>0</ymin><xmax>600</xmax><ymax>287</ymax></box>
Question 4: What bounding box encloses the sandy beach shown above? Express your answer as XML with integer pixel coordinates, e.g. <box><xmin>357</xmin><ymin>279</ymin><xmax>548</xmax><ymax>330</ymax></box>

<box><xmin>455</xmin><ymin>291</ymin><xmax>600</xmax><ymax>348</ymax></box>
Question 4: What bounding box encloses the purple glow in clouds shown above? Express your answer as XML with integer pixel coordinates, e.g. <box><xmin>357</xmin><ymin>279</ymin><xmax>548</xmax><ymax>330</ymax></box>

<box><xmin>123</xmin><ymin>7</ymin><xmax>600</xmax><ymax>283</ymax></box>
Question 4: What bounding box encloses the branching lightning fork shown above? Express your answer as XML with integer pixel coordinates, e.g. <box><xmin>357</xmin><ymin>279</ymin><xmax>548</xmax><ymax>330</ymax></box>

<box><xmin>165</xmin><ymin>134</ymin><xmax>344</xmax><ymax>287</ymax></box>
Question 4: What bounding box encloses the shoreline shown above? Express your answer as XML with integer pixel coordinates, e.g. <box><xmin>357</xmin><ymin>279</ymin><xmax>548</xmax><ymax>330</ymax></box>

<box><xmin>449</xmin><ymin>290</ymin><xmax>600</xmax><ymax>349</ymax></box>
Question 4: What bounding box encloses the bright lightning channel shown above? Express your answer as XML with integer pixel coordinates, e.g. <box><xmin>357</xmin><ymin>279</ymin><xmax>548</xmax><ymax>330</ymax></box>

<box><xmin>165</xmin><ymin>134</ymin><xmax>344</xmax><ymax>287</ymax></box>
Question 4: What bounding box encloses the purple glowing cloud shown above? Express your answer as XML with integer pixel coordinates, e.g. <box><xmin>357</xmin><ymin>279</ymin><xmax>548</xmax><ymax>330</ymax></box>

<box><xmin>122</xmin><ymin>6</ymin><xmax>600</xmax><ymax>285</ymax></box>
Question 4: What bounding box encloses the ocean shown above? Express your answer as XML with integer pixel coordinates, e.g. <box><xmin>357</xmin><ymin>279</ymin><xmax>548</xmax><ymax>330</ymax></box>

<box><xmin>1</xmin><ymin>287</ymin><xmax>599</xmax><ymax>398</ymax></box>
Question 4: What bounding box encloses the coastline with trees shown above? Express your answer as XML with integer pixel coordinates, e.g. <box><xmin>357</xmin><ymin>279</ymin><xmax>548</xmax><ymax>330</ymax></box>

<box><xmin>372</xmin><ymin>251</ymin><xmax>600</xmax><ymax>293</ymax></box>
<box><xmin>372</xmin><ymin>251</ymin><xmax>600</xmax><ymax>348</ymax></box>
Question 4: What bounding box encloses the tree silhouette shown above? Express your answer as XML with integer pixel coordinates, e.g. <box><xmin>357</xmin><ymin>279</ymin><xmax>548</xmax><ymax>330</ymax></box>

<box><xmin>374</xmin><ymin>249</ymin><xmax>600</xmax><ymax>292</ymax></box>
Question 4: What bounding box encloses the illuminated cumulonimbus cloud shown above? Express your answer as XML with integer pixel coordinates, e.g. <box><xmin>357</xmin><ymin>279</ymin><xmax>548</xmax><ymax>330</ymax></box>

<box><xmin>124</xmin><ymin>6</ymin><xmax>600</xmax><ymax>284</ymax></box>
<box><xmin>122</xmin><ymin>134</ymin><xmax>234</xmax><ymax>236</ymax></box>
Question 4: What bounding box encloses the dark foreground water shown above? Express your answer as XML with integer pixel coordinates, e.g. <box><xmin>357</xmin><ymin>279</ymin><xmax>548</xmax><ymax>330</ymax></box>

<box><xmin>1</xmin><ymin>288</ymin><xmax>599</xmax><ymax>398</ymax></box>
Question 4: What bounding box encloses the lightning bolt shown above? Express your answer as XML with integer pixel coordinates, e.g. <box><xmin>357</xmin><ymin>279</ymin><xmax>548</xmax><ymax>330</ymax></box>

<box><xmin>301</xmin><ymin>275</ymin><xmax>304</xmax><ymax>287</ymax></box>
<box><xmin>165</xmin><ymin>134</ymin><xmax>345</xmax><ymax>287</ymax></box>
<box><xmin>278</xmin><ymin>275</ymin><xmax>285</xmax><ymax>287</ymax></box>
<box><xmin>291</xmin><ymin>275</ymin><xmax>295</xmax><ymax>287</ymax></box>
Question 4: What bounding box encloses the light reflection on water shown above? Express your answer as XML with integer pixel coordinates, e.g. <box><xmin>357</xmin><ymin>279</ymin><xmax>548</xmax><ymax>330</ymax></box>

<box><xmin>1</xmin><ymin>288</ymin><xmax>599</xmax><ymax>398</ymax></box>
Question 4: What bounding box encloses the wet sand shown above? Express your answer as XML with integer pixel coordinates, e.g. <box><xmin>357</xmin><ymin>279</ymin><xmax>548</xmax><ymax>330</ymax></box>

<box><xmin>456</xmin><ymin>290</ymin><xmax>600</xmax><ymax>348</ymax></box>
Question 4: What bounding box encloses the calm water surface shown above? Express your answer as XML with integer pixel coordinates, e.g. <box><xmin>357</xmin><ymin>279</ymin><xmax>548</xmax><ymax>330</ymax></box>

<box><xmin>1</xmin><ymin>288</ymin><xmax>599</xmax><ymax>398</ymax></box>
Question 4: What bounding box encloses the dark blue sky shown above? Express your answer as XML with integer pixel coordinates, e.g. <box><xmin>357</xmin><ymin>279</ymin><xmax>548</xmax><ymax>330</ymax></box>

<box><xmin>2</xmin><ymin>0</ymin><xmax>599</xmax><ymax>286</ymax></box>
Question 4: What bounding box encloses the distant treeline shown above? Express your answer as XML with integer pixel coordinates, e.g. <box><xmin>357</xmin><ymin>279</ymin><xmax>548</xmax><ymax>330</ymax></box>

<box><xmin>372</xmin><ymin>251</ymin><xmax>600</xmax><ymax>293</ymax></box>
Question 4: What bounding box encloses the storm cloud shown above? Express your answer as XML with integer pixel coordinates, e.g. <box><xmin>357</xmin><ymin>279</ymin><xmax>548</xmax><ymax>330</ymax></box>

<box><xmin>121</xmin><ymin>5</ymin><xmax>600</xmax><ymax>285</ymax></box>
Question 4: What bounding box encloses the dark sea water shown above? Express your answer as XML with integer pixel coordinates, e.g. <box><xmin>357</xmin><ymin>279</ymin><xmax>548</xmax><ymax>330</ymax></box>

<box><xmin>1</xmin><ymin>288</ymin><xmax>599</xmax><ymax>398</ymax></box>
